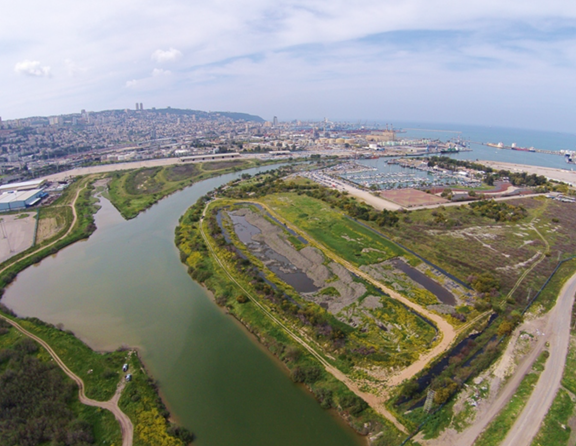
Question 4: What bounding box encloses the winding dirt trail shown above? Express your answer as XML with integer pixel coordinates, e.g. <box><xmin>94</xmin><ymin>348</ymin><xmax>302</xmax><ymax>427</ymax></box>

<box><xmin>0</xmin><ymin>314</ymin><xmax>134</xmax><ymax>446</ymax></box>
<box><xmin>0</xmin><ymin>184</ymin><xmax>84</xmax><ymax>276</ymax></box>
<box><xmin>254</xmin><ymin>201</ymin><xmax>461</xmax><ymax>386</ymax></box>
<box><xmin>200</xmin><ymin>203</ymin><xmax>409</xmax><ymax>433</ymax></box>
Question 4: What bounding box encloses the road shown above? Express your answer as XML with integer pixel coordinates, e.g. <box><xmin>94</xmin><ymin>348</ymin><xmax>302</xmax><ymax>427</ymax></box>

<box><xmin>0</xmin><ymin>184</ymin><xmax>83</xmax><ymax>276</ymax></box>
<box><xmin>451</xmin><ymin>270</ymin><xmax>576</xmax><ymax>446</ymax></box>
<box><xmin>502</xmin><ymin>271</ymin><xmax>576</xmax><ymax>446</ymax></box>
<box><xmin>0</xmin><ymin>314</ymin><xmax>134</xmax><ymax>446</ymax></box>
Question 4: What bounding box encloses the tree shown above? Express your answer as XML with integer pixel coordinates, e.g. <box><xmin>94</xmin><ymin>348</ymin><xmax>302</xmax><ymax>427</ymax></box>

<box><xmin>497</xmin><ymin>320</ymin><xmax>513</xmax><ymax>336</ymax></box>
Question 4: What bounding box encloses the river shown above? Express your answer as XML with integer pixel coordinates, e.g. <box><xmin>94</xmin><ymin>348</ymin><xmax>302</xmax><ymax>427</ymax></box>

<box><xmin>1</xmin><ymin>166</ymin><xmax>363</xmax><ymax>446</ymax></box>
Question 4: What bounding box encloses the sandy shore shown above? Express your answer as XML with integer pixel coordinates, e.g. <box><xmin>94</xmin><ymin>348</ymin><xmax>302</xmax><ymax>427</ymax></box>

<box><xmin>479</xmin><ymin>161</ymin><xmax>576</xmax><ymax>186</ymax></box>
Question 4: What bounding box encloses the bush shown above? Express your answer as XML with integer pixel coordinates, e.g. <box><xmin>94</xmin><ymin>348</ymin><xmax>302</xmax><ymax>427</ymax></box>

<box><xmin>236</xmin><ymin>294</ymin><xmax>249</xmax><ymax>304</ymax></box>
<box><xmin>340</xmin><ymin>394</ymin><xmax>368</xmax><ymax>415</ymax></box>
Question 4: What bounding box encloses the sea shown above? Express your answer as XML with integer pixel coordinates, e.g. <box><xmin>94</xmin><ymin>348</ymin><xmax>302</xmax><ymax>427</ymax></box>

<box><xmin>375</xmin><ymin>121</ymin><xmax>576</xmax><ymax>171</ymax></box>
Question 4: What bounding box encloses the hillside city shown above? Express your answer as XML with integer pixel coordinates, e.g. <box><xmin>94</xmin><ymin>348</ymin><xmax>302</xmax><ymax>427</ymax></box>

<box><xmin>0</xmin><ymin>106</ymin><xmax>466</xmax><ymax>183</ymax></box>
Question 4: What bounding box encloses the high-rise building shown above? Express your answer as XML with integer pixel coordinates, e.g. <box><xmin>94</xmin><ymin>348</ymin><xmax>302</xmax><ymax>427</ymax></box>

<box><xmin>273</xmin><ymin>116</ymin><xmax>278</xmax><ymax>126</ymax></box>
<box><xmin>140</xmin><ymin>103</ymin><xmax>143</xmax><ymax>111</ymax></box>
<box><xmin>135</xmin><ymin>103</ymin><xmax>139</xmax><ymax>111</ymax></box>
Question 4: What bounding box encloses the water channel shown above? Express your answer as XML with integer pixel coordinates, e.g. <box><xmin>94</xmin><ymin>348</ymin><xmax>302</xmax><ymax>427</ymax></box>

<box><xmin>1</xmin><ymin>166</ymin><xmax>363</xmax><ymax>446</ymax></box>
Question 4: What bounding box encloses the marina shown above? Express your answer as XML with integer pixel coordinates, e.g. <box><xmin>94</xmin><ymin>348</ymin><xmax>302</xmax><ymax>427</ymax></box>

<box><xmin>323</xmin><ymin>159</ymin><xmax>481</xmax><ymax>191</ymax></box>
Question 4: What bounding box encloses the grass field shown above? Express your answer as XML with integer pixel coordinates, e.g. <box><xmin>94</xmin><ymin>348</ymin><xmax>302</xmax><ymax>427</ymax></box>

<box><xmin>108</xmin><ymin>159</ymin><xmax>256</xmax><ymax>219</ymax></box>
<box><xmin>262</xmin><ymin>193</ymin><xmax>407</xmax><ymax>265</ymax></box>
<box><xmin>36</xmin><ymin>204</ymin><xmax>72</xmax><ymax>244</ymax></box>
<box><xmin>381</xmin><ymin>197</ymin><xmax>576</xmax><ymax>303</ymax></box>
<box><xmin>531</xmin><ymin>388</ymin><xmax>573</xmax><ymax>446</ymax></box>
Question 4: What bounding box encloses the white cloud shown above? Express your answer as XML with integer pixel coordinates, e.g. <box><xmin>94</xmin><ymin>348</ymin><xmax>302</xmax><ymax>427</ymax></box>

<box><xmin>151</xmin><ymin>48</ymin><xmax>182</xmax><ymax>63</ymax></box>
<box><xmin>64</xmin><ymin>59</ymin><xmax>87</xmax><ymax>76</ymax></box>
<box><xmin>14</xmin><ymin>60</ymin><xmax>51</xmax><ymax>77</ymax></box>
<box><xmin>1</xmin><ymin>1</ymin><xmax>576</xmax><ymax>130</ymax></box>
<box><xmin>126</xmin><ymin>68</ymin><xmax>173</xmax><ymax>90</ymax></box>
<box><xmin>152</xmin><ymin>68</ymin><xmax>171</xmax><ymax>77</ymax></box>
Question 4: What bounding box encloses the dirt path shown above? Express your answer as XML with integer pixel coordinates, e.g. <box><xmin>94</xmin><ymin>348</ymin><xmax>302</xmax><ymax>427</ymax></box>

<box><xmin>200</xmin><ymin>203</ymin><xmax>408</xmax><ymax>433</ymax></box>
<box><xmin>254</xmin><ymin>201</ymin><xmax>461</xmax><ymax>386</ymax></box>
<box><xmin>0</xmin><ymin>185</ymin><xmax>83</xmax><ymax>276</ymax></box>
<box><xmin>0</xmin><ymin>314</ymin><xmax>133</xmax><ymax>446</ymax></box>
<box><xmin>501</xmin><ymin>271</ymin><xmax>576</xmax><ymax>445</ymax></box>
<box><xmin>431</xmin><ymin>270</ymin><xmax>576</xmax><ymax>446</ymax></box>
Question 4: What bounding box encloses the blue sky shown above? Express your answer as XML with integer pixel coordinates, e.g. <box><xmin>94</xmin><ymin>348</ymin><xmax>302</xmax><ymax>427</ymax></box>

<box><xmin>2</xmin><ymin>0</ymin><xmax>575</xmax><ymax>132</ymax></box>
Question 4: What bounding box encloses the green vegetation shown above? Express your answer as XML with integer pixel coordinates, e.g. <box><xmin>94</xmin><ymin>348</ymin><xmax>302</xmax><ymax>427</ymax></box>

<box><xmin>15</xmin><ymin>317</ymin><xmax>125</xmax><ymax>400</ymax></box>
<box><xmin>175</xmin><ymin>195</ymin><xmax>408</xmax><ymax>445</ymax></box>
<box><xmin>0</xmin><ymin>310</ymin><xmax>192</xmax><ymax>446</ymax></box>
<box><xmin>108</xmin><ymin>159</ymin><xmax>260</xmax><ymax>219</ymax></box>
<box><xmin>531</xmin><ymin>388</ymin><xmax>573</xmax><ymax>446</ymax></box>
<box><xmin>468</xmin><ymin>200</ymin><xmax>527</xmax><ymax>222</ymax></box>
<box><xmin>0</xmin><ymin>318</ymin><xmax>122</xmax><ymax>446</ymax></box>
<box><xmin>262</xmin><ymin>193</ymin><xmax>406</xmax><ymax>265</ymax></box>
<box><xmin>120</xmin><ymin>353</ymin><xmax>194</xmax><ymax>446</ymax></box>
<box><xmin>474</xmin><ymin>350</ymin><xmax>549</xmax><ymax>446</ymax></box>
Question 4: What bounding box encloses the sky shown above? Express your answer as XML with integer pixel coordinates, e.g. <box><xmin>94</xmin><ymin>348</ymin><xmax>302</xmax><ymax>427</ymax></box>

<box><xmin>2</xmin><ymin>0</ymin><xmax>576</xmax><ymax>132</ymax></box>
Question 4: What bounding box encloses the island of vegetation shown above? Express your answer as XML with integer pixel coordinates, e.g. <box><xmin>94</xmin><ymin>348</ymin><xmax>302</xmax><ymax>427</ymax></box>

<box><xmin>174</xmin><ymin>162</ymin><xmax>576</xmax><ymax>445</ymax></box>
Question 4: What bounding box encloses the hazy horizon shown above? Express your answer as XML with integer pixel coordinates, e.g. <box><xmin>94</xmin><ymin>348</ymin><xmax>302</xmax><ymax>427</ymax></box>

<box><xmin>3</xmin><ymin>1</ymin><xmax>575</xmax><ymax>132</ymax></box>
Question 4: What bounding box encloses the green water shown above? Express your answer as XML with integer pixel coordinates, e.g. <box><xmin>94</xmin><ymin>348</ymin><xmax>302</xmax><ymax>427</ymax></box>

<box><xmin>2</xmin><ymin>167</ymin><xmax>364</xmax><ymax>446</ymax></box>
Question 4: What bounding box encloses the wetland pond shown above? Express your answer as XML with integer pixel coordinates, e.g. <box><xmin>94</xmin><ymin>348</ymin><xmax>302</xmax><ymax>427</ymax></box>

<box><xmin>226</xmin><ymin>210</ymin><xmax>319</xmax><ymax>293</ymax></box>
<box><xmin>390</xmin><ymin>259</ymin><xmax>456</xmax><ymax>306</ymax></box>
<box><xmin>1</xmin><ymin>166</ymin><xmax>364</xmax><ymax>446</ymax></box>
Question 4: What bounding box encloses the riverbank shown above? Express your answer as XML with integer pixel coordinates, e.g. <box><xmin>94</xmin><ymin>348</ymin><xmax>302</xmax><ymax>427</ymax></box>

<box><xmin>0</xmin><ymin>307</ymin><xmax>193</xmax><ymax>446</ymax></box>
<box><xmin>175</xmin><ymin>193</ymin><xmax>409</xmax><ymax>445</ymax></box>
<box><xmin>3</xmin><ymin>163</ymin><xmax>366</xmax><ymax>446</ymax></box>
<box><xmin>0</xmin><ymin>176</ymin><xmax>98</xmax><ymax>294</ymax></box>
<box><xmin>107</xmin><ymin>159</ymin><xmax>289</xmax><ymax>219</ymax></box>
<box><xmin>0</xmin><ymin>177</ymin><xmax>194</xmax><ymax>445</ymax></box>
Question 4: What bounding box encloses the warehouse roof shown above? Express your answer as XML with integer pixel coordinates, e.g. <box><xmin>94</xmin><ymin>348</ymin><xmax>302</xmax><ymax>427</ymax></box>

<box><xmin>0</xmin><ymin>189</ymin><xmax>44</xmax><ymax>204</ymax></box>
<box><xmin>0</xmin><ymin>179</ymin><xmax>46</xmax><ymax>192</ymax></box>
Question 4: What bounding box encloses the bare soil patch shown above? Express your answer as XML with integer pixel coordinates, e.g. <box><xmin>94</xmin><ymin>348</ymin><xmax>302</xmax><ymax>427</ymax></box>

<box><xmin>36</xmin><ymin>217</ymin><xmax>63</xmax><ymax>244</ymax></box>
<box><xmin>0</xmin><ymin>213</ymin><xmax>37</xmax><ymax>263</ymax></box>
<box><xmin>380</xmin><ymin>188</ymin><xmax>449</xmax><ymax>207</ymax></box>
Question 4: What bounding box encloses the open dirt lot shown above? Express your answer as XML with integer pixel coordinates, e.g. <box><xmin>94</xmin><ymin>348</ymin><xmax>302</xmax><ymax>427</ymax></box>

<box><xmin>480</xmin><ymin>161</ymin><xmax>576</xmax><ymax>186</ymax></box>
<box><xmin>0</xmin><ymin>212</ymin><xmax>37</xmax><ymax>263</ymax></box>
<box><xmin>380</xmin><ymin>188</ymin><xmax>449</xmax><ymax>207</ymax></box>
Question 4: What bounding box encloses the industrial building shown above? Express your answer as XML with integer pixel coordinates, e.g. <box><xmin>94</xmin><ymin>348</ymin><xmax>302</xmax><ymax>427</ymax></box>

<box><xmin>0</xmin><ymin>179</ymin><xmax>47</xmax><ymax>193</ymax></box>
<box><xmin>0</xmin><ymin>189</ymin><xmax>46</xmax><ymax>211</ymax></box>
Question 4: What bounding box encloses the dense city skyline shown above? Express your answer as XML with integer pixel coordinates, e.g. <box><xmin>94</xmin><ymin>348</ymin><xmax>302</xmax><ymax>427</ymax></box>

<box><xmin>3</xmin><ymin>1</ymin><xmax>576</xmax><ymax>132</ymax></box>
